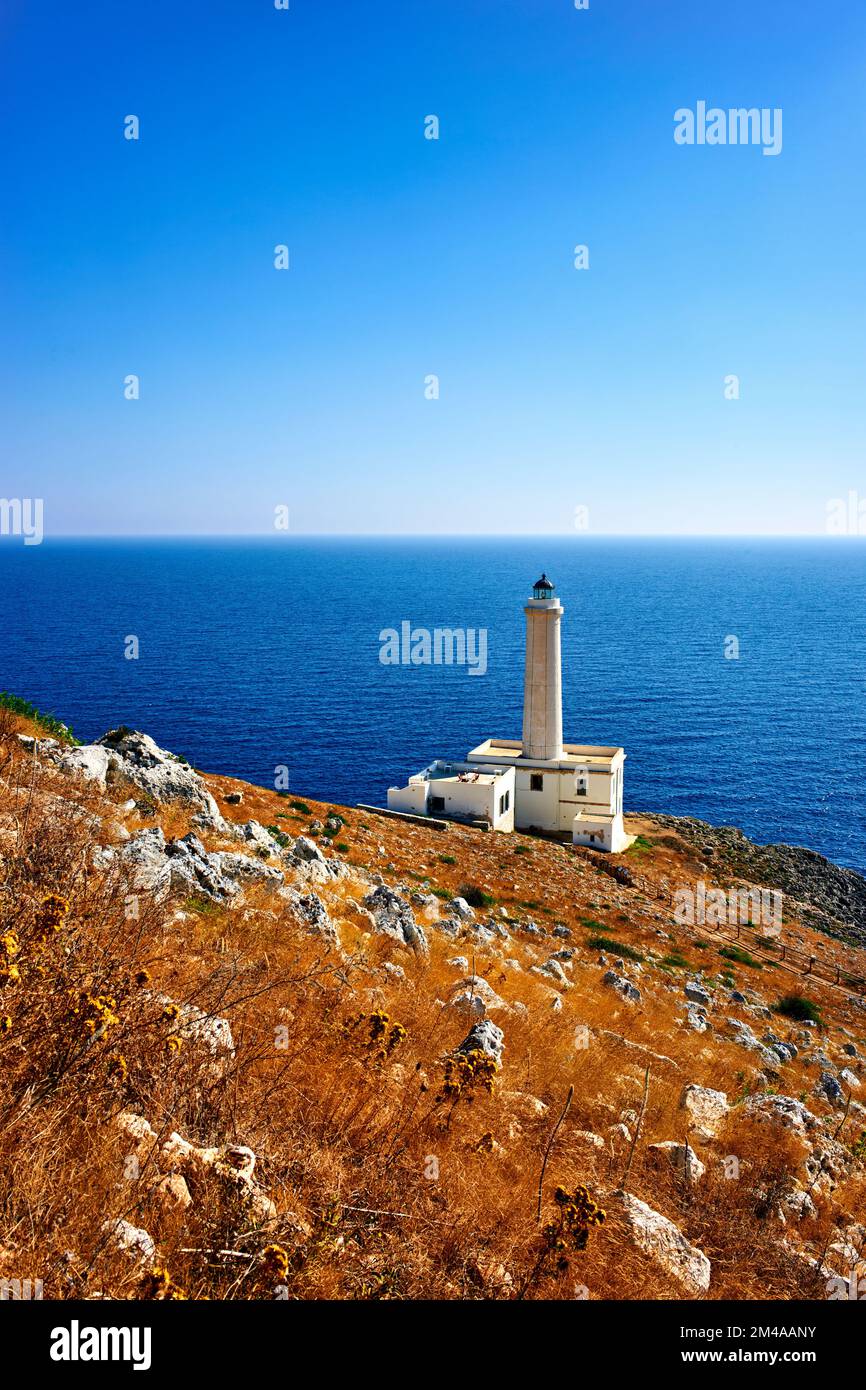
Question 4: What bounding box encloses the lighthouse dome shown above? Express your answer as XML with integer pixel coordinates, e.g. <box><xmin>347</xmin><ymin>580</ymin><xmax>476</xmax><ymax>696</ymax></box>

<box><xmin>532</xmin><ymin>574</ymin><xmax>555</xmax><ymax>599</ymax></box>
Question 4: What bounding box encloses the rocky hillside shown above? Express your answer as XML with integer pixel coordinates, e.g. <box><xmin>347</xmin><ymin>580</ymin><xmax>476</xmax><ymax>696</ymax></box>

<box><xmin>1</xmin><ymin>702</ymin><xmax>865</xmax><ymax>1301</ymax></box>
<box><xmin>648</xmin><ymin>813</ymin><xmax>866</xmax><ymax>946</ymax></box>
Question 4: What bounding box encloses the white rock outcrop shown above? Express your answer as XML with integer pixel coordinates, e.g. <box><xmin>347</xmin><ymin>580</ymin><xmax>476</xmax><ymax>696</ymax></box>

<box><xmin>609</xmin><ymin>1190</ymin><xmax>711</xmax><ymax>1294</ymax></box>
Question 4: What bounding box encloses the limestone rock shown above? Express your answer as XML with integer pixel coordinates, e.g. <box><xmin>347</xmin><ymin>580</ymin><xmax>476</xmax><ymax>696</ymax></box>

<box><xmin>165</xmin><ymin>834</ymin><xmax>242</xmax><ymax>901</ymax></box>
<box><xmin>292</xmin><ymin>835</ymin><xmax>325</xmax><ymax>863</ymax></box>
<box><xmin>58</xmin><ymin>744</ymin><xmax>111</xmax><ymax>785</ymax></box>
<box><xmin>449</xmin><ymin>975</ymin><xmax>506</xmax><ymax>1016</ymax></box>
<box><xmin>647</xmin><ymin>1142</ymin><xmax>706</xmax><ymax>1182</ymax></box>
<box><xmin>531</xmin><ymin>958</ymin><xmax>572</xmax><ymax>990</ymax></box>
<box><xmin>609</xmin><ymin>1190</ymin><xmax>711</xmax><ymax>1294</ymax></box>
<box><xmin>282</xmin><ymin>889</ymin><xmax>339</xmax><ymax>945</ymax></box>
<box><xmin>456</xmin><ymin>1019</ymin><xmax>504</xmax><ymax>1064</ymax></box>
<box><xmin>451</xmin><ymin>897</ymin><xmax>476</xmax><ymax>921</ymax></box>
<box><xmin>602</xmin><ymin>970</ymin><xmax>641</xmax><ymax>1003</ymax></box>
<box><xmin>153</xmin><ymin>1172</ymin><xmax>193</xmax><ymax>1212</ymax></box>
<box><xmin>157</xmin><ymin>996</ymin><xmax>234</xmax><ymax>1061</ymax></box>
<box><xmin>95</xmin><ymin>728</ymin><xmax>223</xmax><ymax>824</ymax></box>
<box><xmin>742</xmin><ymin>1094</ymin><xmax>820</xmax><ymax>1136</ymax></box>
<box><xmin>103</xmin><ymin>1218</ymin><xmax>155</xmax><ymax>1265</ymax></box>
<box><xmin>362</xmin><ymin>885</ymin><xmax>428</xmax><ymax>953</ymax></box>
<box><xmin>210</xmin><ymin>850</ymin><xmax>284</xmax><ymax>891</ymax></box>
<box><xmin>815</xmin><ymin>1071</ymin><xmax>845</xmax><ymax>1107</ymax></box>
<box><xmin>684</xmin><ymin>983</ymin><xmax>710</xmax><ymax>1007</ymax></box>
<box><xmin>117</xmin><ymin>828</ymin><xmax>173</xmax><ymax>899</ymax></box>
<box><xmin>679</xmin><ymin>1083</ymin><xmax>729</xmax><ymax>1141</ymax></box>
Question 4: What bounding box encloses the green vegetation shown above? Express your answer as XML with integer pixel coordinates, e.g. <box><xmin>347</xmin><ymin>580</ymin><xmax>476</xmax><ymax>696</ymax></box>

<box><xmin>0</xmin><ymin>691</ymin><xmax>80</xmax><ymax>745</ymax></box>
<box><xmin>718</xmin><ymin>945</ymin><xmax>763</xmax><ymax>970</ymax></box>
<box><xmin>661</xmin><ymin>952</ymin><xmax>689</xmax><ymax>969</ymax></box>
<box><xmin>626</xmin><ymin>834</ymin><xmax>654</xmax><ymax>853</ymax></box>
<box><xmin>773</xmin><ymin>994</ymin><xmax>823</xmax><ymax>1026</ymax></box>
<box><xmin>431</xmin><ymin>886</ymin><xmax>453</xmax><ymax>901</ymax></box>
<box><xmin>514</xmin><ymin>845</ymin><xmax>531</xmax><ymax>856</ymax></box>
<box><xmin>437</xmin><ymin>853</ymin><xmax>457</xmax><ymax>865</ymax></box>
<box><xmin>587</xmin><ymin>935</ymin><xmax>644</xmax><ymax>962</ymax></box>
<box><xmin>579</xmin><ymin>917</ymin><xmax>608</xmax><ymax>932</ymax></box>
<box><xmin>336</xmin><ymin>842</ymin><xmax>350</xmax><ymax>854</ymax></box>
<box><xmin>459</xmin><ymin>884</ymin><xmax>496</xmax><ymax>909</ymax></box>
<box><xmin>290</xmin><ymin>800</ymin><xmax>312</xmax><ymax>815</ymax></box>
<box><xmin>182</xmin><ymin>895</ymin><xmax>222</xmax><ymax>917</ymax></box>
<box><xmin>265</xmin><ymin>825</ymin><xmax>292</xmax><ymax>849</ymax></box>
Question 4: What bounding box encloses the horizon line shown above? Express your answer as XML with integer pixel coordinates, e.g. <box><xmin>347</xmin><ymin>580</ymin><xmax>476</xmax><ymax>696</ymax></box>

<box><xmin>3</xmin><ymin>533</ymin><xmax>865</xmax><ymax>544</ymax></box>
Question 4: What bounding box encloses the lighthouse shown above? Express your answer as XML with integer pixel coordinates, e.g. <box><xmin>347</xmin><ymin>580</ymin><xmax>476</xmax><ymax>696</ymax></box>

<box><xmin>387</xmin><ymin>575</ymin><xmax>633</xmax><ymax>851</ymax></box>
<box><xmin>522</xmin><ymin>574</ymin><xmax>564</xmax><ymax>762</ymax></box>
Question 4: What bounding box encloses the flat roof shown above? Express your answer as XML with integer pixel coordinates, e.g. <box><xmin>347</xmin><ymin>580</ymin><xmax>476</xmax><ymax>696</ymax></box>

<box><xmin>415</xmin><ymin>759</ymin><xmax>513</xmax><ymax>786</ymax></box>
<box><xmin>468</xmin><ymin>737</ymin><xmax>623</xmax><ymax>768</ymax></box>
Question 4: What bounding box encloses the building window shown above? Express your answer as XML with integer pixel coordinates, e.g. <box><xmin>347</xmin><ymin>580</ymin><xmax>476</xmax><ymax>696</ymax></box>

<box><xmin>431</xmin><ymin>796</ymin><xmax>445</xmax><ymax>812</ymax></box>
<box><xmin>576</xmin><ymin>773</ymin><xmax>588</xmax><ymax>797</ymax></box>
<box><xmin>530</xmin><ymin>773</ymin><xmax>543</xmax><ymax>792</ymax></box>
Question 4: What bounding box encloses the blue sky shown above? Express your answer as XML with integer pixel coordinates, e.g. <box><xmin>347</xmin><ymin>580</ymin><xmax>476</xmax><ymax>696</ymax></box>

<box><xmin>1</xmin><ymin>0</ymin><xmax>865</xmax><ymax>535</ymax></box>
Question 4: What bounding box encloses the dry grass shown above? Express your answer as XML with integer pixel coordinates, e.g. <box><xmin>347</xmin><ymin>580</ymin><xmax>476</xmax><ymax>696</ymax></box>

<box><xmin>0</xmin><ymin>708</ymin><xmax>864</xmax><ymax>1300</ymax></box>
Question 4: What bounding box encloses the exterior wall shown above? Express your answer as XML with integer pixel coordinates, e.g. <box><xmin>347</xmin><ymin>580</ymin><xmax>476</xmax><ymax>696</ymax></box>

<box><xmin>388</xmin><ymin>765</ymin><xmax>515</xmax><ymax>832</ymax></box>
<box><xmin>388</xmin><ymin>781</ymin><xmax>430</xmax><ymax>817</ymax></box>
<box><xmin>512</xmin><ymin>763</ymin><xmax>618</xmax><ymax>835</ymax></box>
<box><xmin>573</xmin><ymin>813</ymin><xmax>631</xmax><ymax>853</ymax></box>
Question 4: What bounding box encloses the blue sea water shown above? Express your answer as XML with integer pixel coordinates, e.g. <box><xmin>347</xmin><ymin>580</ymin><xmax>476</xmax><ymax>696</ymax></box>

<box><xmin>1</xmin><ymin>537</ymin><xmax>865</xmax><ymax>874</ymax></box>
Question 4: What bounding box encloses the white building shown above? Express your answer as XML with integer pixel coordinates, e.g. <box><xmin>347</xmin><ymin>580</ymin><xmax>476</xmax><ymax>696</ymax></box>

<box><xmin>387</xmin><ymin>759</ymin><xmax>515</xmax><ymax>831</ymax></box>
<box><xmin>387</xmin><ymin>575</ymin><xmax>633</xmax><ymax>852</ymax></box>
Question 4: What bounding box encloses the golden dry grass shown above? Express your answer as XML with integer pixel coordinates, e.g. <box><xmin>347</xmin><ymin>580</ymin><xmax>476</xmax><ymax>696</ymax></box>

<box><xmin>0</xmin><ymin>708</ymin><xmax>864</xmax><ymax>1300</ymax></box>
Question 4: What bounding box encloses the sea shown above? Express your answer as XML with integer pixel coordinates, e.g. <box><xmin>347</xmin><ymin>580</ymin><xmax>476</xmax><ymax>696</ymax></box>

<box><xmin>1</xmin><ymin>537</ymin><xmax>864</xmax><ymax>874</ymax></box>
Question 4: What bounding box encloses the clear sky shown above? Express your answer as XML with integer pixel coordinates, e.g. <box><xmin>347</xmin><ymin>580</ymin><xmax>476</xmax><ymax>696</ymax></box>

<box><xmin>2</xmin><ymin>0</ymin><xmax>865</xmax><ymax>536</ymax></box>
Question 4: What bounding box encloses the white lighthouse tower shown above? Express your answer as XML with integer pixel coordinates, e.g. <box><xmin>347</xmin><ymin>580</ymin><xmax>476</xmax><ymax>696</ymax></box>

<box><xmin>522</xmin><ymin>574</ymin><xmax>564</xmax><ymax>762</ymax></box>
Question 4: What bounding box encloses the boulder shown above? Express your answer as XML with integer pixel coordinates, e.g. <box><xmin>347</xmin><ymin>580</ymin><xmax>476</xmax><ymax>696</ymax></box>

<box><xmin>449</xmin><ymin>976</ymin><xmax>506</xmax><ymax>1016</ymax></box>
<box><xmin>95</xmin><ymin>728</ymin><xmax>223</xmax><ymax>824</ymax></box>
<box><xmin>282</xmin><ymin>889</ymin><xmax>339</xmax><ymax>946</ymax></box>
<box><xmin>362</xmin><ymin>885</ymin><xmax>428</xmax><ymax>953</ymax></box>
<box><xmin>684</xmin><ymin>1006</ymin><xmax>709</xmax><ymax>1033</ymax></box>
<box><xmin>815</xmin><ymin>1071</ymin><xmax>845</xmax><ymax>1107</ymax></box>
<box><xmin>647</xmin><ymin>1142</ymin><xmax>705</xmax><ymax>1183</ymax></box>
<box><xmin>602</xmin><ymin>970</ymin><xmax>641</xmax><ymax>1003</ymax></box>
<box><xmin>103</xmin><ymin>1218</ymin><xmax>155</xmax><ymax>1265</ymax></box>
<box><xmin>58</xmin><ymin>745</ymin><xmax>112</xmax><ymax>785</ymax></box>
<box><xmin>531</xmin><ymin>959</ymin><xmax>572</xmax><ymax>990</ymax></box>
<box><xmin>742</xmin><ymin>1094</ymin><xmax>820</xmax><ymax>1136</ymax></box>
<box><xmin>678</xmin><ymin>1084</ymin><xmax>729</xmax><ymax>1141</ymax></box>
<box><xmin>609</xmin><ymin>1190</ymin><xmax>711</xmax><ymax>1294</ymax></box>
<box><xmin>117</xmin><ymin>828</ymin><xmax>172</xmax><ymax>899</ymax></box>
<box><xmin>684</xmin><ymin>983</ymin><xmax>710</xmax><ymax>1007</ymax></box>
<box><xmin>165</xmin><ymin>834</ymin><xmax>240</xmax><ymax>901</ymax></box>
<box><xmin>153</xmin><ymin>1173</ymin><xmax>193</xmax><ymax>1212</ymax></box>
<box><xmin>292</xmin><ymin>835</ymin><xmax>325</xmax><ymax>863</ymax></box>
<box><xmin>456</xmin><ymin>1019</ymin><xmax>504</xmax><ymax>1064</ymax></box>
<box><xmin>210</xmin><ymin>851</ymin><xmax>284</xmax><ymax>892</ymax></box>
<box><xmin>451</xmin><ymin>897</ymin><xmax>475</xmax><ymax>922</ymax></box>
<box><xmin>157</xmin><ymin>996</ymin><xmax>234</xmax><ymax>1061</ymax></box>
